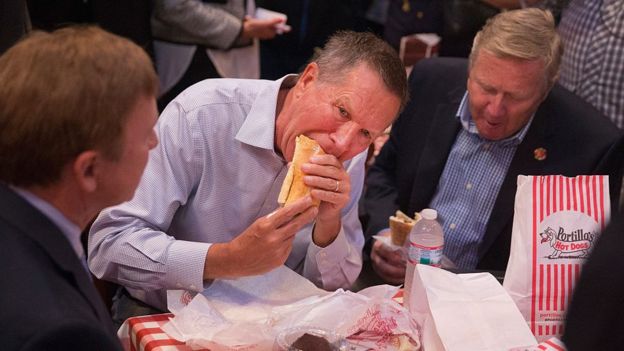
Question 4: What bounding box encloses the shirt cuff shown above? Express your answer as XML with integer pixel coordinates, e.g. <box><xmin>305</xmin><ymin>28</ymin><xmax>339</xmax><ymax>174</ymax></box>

<box><xmin>165</xmin><ymin>240</ymin><xmax>212</xmax><ymax>292</ymax></box>
<box><xmin>306</xmin><ymin>226</ymin><xmax>351</xmax><ymax>277</ymax></box>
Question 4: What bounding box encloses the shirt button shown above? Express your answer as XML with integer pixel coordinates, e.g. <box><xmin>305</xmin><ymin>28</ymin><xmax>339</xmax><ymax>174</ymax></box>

<box><xmin>321</xmin><ymin>252</ymin><xmax>327</xmax><ymax>258</ymax></box>
<box><xmin>450</xmin><ymin>223</ymin><xmax>457</xmax><ymax>230</ymax></box>
<box><xmin>190</xmin><ymin>284</ymin><xmax>197</xmax><ymax>290</ymax></box>
<box><xmin>416</xmin><ymin>11</ymin><xmax>424</xmax><ymax>19</ymax></box>
<box><xmin>466</xmin><ymin>183</ymin><xmax>473</xmax><ymax>190</ymax></box>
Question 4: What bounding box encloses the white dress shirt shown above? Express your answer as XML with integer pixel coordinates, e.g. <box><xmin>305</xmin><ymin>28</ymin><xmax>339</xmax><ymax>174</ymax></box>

<box><xmin>88</xmin><ymin>76</ymin><xmax>366</xmax><ymax>311</ymax></box>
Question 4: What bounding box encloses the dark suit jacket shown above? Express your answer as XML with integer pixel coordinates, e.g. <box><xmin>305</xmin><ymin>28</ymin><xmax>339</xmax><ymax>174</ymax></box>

<box><xmin>363</xmin><ymin>57</ymin><xmax>624</xmax><ymax>271</ymax></box>
<box><xmin>0</xmin><ymin>184</ymin><xmax>122</xmax><ymax>351</ymax></box>
<box><xmin>563</xmin><ymin>211</ymin><xmax>624</xmax><ymax>350</ymax></box>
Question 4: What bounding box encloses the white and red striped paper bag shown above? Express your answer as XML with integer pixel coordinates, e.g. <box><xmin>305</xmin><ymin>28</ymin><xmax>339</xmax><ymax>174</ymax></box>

<box><xmin>503</xmin><ymin>175</ymin><xmax>610</xmax><ymax>342</ymax></box>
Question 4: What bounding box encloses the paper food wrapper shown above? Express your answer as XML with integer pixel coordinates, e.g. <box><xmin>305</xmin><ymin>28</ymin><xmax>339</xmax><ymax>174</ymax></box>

<box><xmin>163</xmin><ymin>266</ymin><xmax>420</xmax><ymax>350</ymax></box>
<box><xmin>504</xmin><ymin>175</ymin><xmax>610</xmax><ymax>342</ymax></box>
<box><xmin>407</xmin><ymin>265</ymin><xmax>537</xmax><ymax>351</ymax></box>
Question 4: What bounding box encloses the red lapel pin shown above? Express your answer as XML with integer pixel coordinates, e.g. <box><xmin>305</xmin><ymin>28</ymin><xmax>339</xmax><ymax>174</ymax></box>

<box><xmin>534</xmin><ymin>147</ymin><xmax>547</xmax><ymax>161</ymax></box>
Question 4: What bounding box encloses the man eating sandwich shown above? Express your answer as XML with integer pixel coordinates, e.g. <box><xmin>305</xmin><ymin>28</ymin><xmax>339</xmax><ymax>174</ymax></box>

<box><xmin>88</xmin><ymin>31</ymin><xmax>407</xmax><ymax>325</ymax></box>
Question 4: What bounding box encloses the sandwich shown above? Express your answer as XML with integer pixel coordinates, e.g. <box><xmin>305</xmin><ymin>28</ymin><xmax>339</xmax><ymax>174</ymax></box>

<box><xmin>278</xmin><ymin>135</ymin><xmax>326</xmax><ymax>206</ymax></box>
<box><xmin>389</xmin><ymin>210</ymin><xmax>420</xmax><ymax>246</ymax></box>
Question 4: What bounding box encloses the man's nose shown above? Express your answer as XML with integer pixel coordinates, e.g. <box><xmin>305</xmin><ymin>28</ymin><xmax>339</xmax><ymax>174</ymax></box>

<box><xmin>486</xmin><ymin>94</ymin><xmax>506</xmax><ymax>117</ymax></box>
<box><xmin>331</xmin><ymin>122</ymin><xmax>359</xmax><ymax>157</ymax></box>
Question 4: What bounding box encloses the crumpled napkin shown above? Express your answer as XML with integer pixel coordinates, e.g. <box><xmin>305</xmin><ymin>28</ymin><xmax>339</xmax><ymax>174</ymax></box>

<box><xmin>163</xmin><ymin>266</ymin><xmax>420</xmax><ymax>350</ymax></box>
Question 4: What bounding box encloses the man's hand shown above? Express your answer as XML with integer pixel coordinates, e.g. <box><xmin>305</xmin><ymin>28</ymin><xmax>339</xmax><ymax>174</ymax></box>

<box><xmin>241</xmin><ymin>16</ymin><xmax>289</xmax><ymax>40</ymax></box>
<box><xmin>300</xmin><ymin>154</ymin><xmax>350</xmax><ymax>247</ymax></box>
<box><xmin>370</xmin><ymin>232</ymin><xmax>406</xmax><ymax>285</ymax></box>
<box><xmin>203</xmin><ymin>196</ymin><xmax>317</xmax><ymax>279</ymax></box>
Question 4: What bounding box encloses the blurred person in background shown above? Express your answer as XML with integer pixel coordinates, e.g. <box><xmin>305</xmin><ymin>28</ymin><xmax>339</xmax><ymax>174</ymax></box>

<box><xmin>2</xmin><ymin>0</ymin><xmax>155</xmax><ymax>55</ymax></box>
<box><xmin>383</xmin><ymin>0</ymin><xmax>505</xmax><ymax>61</ymax></box>
<box><xmin>152</xmin><ymin>0</ymin><xmax>286</xmax><ymax>110</ymax></box>
<box><xmin>529</xmin><ymin>0</ymin><xmax>624</xmax><ymax>206</ymax></box>
<box><xmin>25</xmin><ymin>0</ymin><xmax>154</xmax><ymax>57</ymax></box>
<box><xmin>360</xmin><ymin>8</ymin><xmax>623</xmax><ymax>286</ymax></box>
<box><xmin>0</xmin><ymin>26</ymin><xmax>158</xmax><ymax>350</ymax></box>
<box><xmin>381</xmin><ymin>0</ymin><xmax>558</xmax><ymax>63</ymax></box>
<box><xmin>552</xmin><ymin>0</ymin><xmax>623</xmax><ymax>129</ymax></box>
<box><xmin>256</xmin><ymin>0</ymin><xmax>369</xmax><ymax>79</ymax></box>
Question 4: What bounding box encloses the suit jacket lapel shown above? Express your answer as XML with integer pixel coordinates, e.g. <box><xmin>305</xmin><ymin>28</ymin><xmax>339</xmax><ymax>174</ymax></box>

<box><xmin>0</xmin><ymin>185</ymin><xmax>114</xmax><ymax>333</ymax></box>
<box><xmin>409</xmin><ymin>88</ymin><xmax>463</xmax><ymax>210</ymax></box>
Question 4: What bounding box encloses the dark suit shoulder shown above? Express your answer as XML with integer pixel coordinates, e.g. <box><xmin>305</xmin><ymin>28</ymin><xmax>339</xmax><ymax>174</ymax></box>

<box><xmin>408</xmin><ymin>57</ymin><xmax>468</xmax><ymax>95</ymax></box>
<box><xmin>397</xmin><ymin>57</ymin><xmax>466</xmax><ymax>134</ymax></box>
<box><xmin>0</xmin><ymin>224</ymin><xmax>105</xmax><ymax>349</ymax></box>
<box><xmin>534</xmin><ymin>84</ymin><xmax>624</xmax><ymax>189</ymax></box>
<box><xmin>411</xmin><ymin>57</ymin><xmax>468</xmax><ymax>77</ymax></box>
<box><xmin>0</xmin><ymin>203</ymin><xmax>120</xmax><ymax>350</ymax></box>
<box><xmin>392</xmin><ymin>58</ymin><xmax>465</xmax><ymax>149</ymax></box>
<box><xmin>21</xmin><ymin>320</ymin><xmax>123</xmax><ymax>351</ymax></box>
<box><xmin>542</xmin><ymin>85</ymin><xmax>623</xmax><ymax>141</ymax></box>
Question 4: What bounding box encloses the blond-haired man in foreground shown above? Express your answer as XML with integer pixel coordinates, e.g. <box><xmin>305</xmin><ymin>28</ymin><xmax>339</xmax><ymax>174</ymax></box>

<box><xmin>0</xmin><ymin>27</ymin><xmax>158</xmax><ymax>350</ymax></box>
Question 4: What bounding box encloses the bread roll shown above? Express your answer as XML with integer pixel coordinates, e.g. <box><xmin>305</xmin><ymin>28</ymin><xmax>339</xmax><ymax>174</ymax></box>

<box><xmin>278</xmin><ymin>135</ymin><xmax>326</xmax><ymax>206</ymax></box>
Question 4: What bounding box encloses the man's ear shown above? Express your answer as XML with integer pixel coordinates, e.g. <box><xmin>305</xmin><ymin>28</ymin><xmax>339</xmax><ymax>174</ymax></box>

<box><xmin>294</xmin><ymin>62</ymin><xmax>319</xmax><ymax>98</ymax></box>
<box><xmin>71</xmin><ymin>150</ymin><xmax>100</xmax><ymax>193</ymax></box>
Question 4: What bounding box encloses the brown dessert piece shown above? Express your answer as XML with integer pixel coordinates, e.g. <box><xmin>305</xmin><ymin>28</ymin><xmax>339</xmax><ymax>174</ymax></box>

<box><xmin>290</xmin><ymin>332</ymin><xmax>333</xmax><ymax>351</ymax></box>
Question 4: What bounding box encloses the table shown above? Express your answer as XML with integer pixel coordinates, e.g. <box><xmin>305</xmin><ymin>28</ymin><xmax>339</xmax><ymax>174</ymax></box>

<box><xmin>119</xmin><ymin>289</ymin><xmax>566</xmax><ymax>351</ymax></box>
<box><xmin>118</xmin><ymin>313</ymin><xmax>190</xmax><ymax>351</ymax></box>
<box><xmin>118</xmin><ymin>290</ymin><xmax>404</xmax><ymax>351</ymax></box>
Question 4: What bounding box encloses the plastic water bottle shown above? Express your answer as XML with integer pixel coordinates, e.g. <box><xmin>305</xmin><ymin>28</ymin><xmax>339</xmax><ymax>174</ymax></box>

<box><xmin>403</xmin><ymin>208</ymin><xmax>444</xmax><ymax>309</ymax></box>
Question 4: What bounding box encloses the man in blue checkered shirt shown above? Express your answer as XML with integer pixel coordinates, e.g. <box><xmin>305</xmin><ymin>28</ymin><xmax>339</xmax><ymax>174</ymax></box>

<box><xmin>362</xmin><ymin>8</ymin><xmax>624</xmax><ymax>285</ymax></box>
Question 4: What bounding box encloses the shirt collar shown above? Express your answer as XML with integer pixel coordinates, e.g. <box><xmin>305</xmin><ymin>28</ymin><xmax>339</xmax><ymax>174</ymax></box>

<box><xmin>10</xmin><ymin>186</ymin><xmax>84</xmax><ymax>259</ymax></box>
<box><xmin>235</xmin><ymin>75</ymin><xmax>299</xmax><ymax>156</ymax></box>
<box><xmin>456</xmin><ymin>91</ymin><xmax>534</xmax><ymax>147</ymax></box>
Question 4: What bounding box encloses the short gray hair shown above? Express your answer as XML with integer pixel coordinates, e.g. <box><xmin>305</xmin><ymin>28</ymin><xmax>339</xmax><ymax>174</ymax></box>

<box><xmin>310</xmin><ymin>31</ymin><xmax>409</xmax><ymax>110</ymax></box>
<box><xmin>469</xmin><ymin>8</ymin><xmax>562</xmax><ymax>88</ymax></box>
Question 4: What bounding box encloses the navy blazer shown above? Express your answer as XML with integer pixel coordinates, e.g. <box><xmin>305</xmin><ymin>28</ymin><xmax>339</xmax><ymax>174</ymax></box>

<box><xmin>0</xmin><ymin>184</ymin><xmax>122</xmax><ymax>350</ymax></box>
<box><xmin>363</xmin><ymin>57</ymin><xmax>624</xmax><ymax>271</ymax></box>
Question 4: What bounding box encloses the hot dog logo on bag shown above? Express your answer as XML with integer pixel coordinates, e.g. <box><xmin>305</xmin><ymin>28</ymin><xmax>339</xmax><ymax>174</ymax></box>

<box><xmin>538</xmin><ymin>211</ymin><xmax>598</xmax><ymax>260</ymax></box>
<box><xmin>539</xmin><ymin>227</ymin><xmax>595</xmax><ymax>259</ymax></box>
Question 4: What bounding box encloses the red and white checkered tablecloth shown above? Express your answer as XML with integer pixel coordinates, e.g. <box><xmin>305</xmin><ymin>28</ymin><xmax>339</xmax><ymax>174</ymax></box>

<box><xmin>117</xmin><ymin>289</ymin><xmax>565</xmax><ymax>351</ymax></box>
<box><xmin>118</xmin><ymin>313</ymin><xmax>199</xmax><ymax>351</ymax></box>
